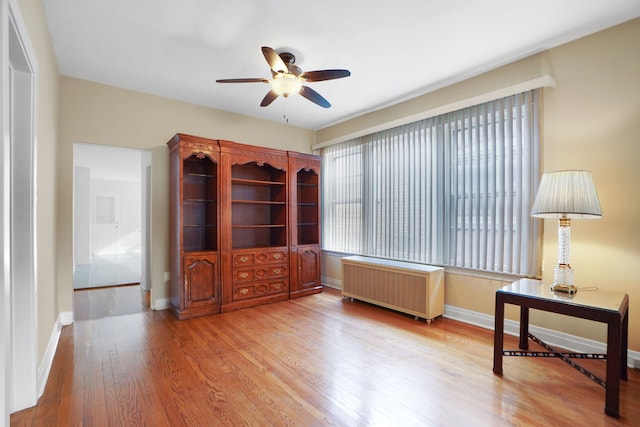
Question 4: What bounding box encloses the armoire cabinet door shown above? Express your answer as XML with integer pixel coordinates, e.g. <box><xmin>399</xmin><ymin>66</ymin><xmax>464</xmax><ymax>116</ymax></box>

<box><xmin>183</xmin><ymin>255</ymin><xmax>219</xmax><ymax>309</ymax></box>
<box><xmin>297</xmin><ymin>246</ymin><xmax>320</xmax><ymax>289</ymax></box>
<box><xmin>288</xmin><ymin>152</ymin><xmax>322</xmax><ymax>298</ymax></box>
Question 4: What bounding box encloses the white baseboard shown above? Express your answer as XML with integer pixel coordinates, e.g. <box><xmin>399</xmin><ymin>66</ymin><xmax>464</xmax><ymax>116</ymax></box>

<box><xmin>152</xmin><ymin>297</ymin><xmax>170</xmax><ymax>311</ymax></box>
<box><xmin>321</xmin><ymin>276</ymin><xmax>341</xmax><ymax>290</ymax></box>
<box><xmin>59</xmin><ymin>311</ymin><xmax>73</xmax><ymax>326</ymax></box>
<box><xmin>444</xmin><ymin>304</ymin><xmax>640</xmax><ymax>368</ymax></box>
<box><xmin>37</xmin><ymin>313</ymin><xmax>68</xmax><ymax>398</ymax></box>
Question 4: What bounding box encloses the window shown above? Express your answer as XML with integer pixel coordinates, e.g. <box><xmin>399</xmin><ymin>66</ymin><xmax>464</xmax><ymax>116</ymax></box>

<box><xmin>321</xmin><ymin>90</ymin><xmax>541</xmax><ymax>276</ymax></box>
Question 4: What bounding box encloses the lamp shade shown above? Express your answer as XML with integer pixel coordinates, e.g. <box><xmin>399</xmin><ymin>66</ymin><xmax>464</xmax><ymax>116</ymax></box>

<box><xmin>531</xmin><ymin>170</ymin><xmax>602</xmax><ymax>219</ymax></box>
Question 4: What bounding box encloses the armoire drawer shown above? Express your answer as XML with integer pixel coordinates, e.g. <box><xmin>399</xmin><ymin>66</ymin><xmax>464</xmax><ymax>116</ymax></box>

<box><xmin>232</xmin><ymin>265</ymin><xmax>288</xmax><ymax>283</ymax></box>
<box><xmin>232</xmin><ymin>249</ymin><xmax>287</xmax><ymax>267</ymax></box>
<box><xmin>232</xmin><ymin>279</ymin><xmax>288</xmax><ymax>301</ymax></box>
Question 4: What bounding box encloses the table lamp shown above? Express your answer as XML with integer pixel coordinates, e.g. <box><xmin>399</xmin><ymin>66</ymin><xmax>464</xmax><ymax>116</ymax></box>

<box><xmin>531</xmin><ymin>170</ymin><xmax>602</xmax><ymax>295</ymax></box>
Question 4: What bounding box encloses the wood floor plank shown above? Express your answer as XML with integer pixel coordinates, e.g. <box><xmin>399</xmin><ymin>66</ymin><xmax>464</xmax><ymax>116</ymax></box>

<box><xmin>11</xmin><ymin>287</ymin><xmax>640</xmax><ymax>426</ymax></box>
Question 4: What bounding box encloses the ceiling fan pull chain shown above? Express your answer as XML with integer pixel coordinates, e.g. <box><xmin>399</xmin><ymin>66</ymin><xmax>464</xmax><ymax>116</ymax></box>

<box><xmin>283</xmin><ymin>98</ymin><xmax>289</xmax><ymax>123</ymax></box>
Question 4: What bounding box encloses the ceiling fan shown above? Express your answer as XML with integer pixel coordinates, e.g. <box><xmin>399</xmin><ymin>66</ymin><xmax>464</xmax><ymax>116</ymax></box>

<box><xmin>216</xmin><ymin>46</ymin><xmax>351</xmax><ymax>108</ymax></box>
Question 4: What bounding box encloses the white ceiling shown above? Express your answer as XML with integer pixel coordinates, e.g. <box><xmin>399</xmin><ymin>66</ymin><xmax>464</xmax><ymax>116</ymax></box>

<box><xmin>43</xmin><ymin>0</ymin><xmax>640</xmax><ymax>130</ymax></box>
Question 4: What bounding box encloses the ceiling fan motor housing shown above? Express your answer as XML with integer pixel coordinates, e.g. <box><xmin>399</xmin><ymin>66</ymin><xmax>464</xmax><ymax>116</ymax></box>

<box><xmin>279</xmin><ymin>52</ymin><xmax>296</xmax><ymax>64</ymax></box>
<box><xmin>279</xmin><ymin>52</ymin><xmax>302</xmax><ymax>76</ymax></box>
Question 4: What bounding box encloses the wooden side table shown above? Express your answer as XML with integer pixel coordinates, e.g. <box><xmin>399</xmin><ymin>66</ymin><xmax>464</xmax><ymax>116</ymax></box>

<box><xmin>493</xmin><ymin>278</ymin><xmax>629</xmax><ymax>418</ymax></box>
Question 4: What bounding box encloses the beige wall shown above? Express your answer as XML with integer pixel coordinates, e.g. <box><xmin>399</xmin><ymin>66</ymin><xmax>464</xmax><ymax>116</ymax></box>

<box><xmin>56</xmin><ymin>78</ymin><xmax>315</xmax><ymax>313</ymax></box>
<box><xmin>318</xmin><ymin>18</ymin><xmax>640</xmax><ymax>352</ymax></box>
<box><xmin>18</xmin><ymin>0</ymin><xmax>60</xmax><ymax>364</ymax></box>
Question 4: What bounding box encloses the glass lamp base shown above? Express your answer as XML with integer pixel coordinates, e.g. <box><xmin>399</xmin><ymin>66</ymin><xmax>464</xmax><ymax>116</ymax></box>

<box><xmin>551</xmin><ymin>263</ymin><xmax>576</xmax><ymax>295</ymax></box>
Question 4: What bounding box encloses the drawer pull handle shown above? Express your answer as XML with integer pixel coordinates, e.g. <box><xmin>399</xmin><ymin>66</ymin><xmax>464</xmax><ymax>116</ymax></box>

<box><xmin>240</xmin><ymin>288</ymin><xmax>249</xmax><ymax>295</ymax></box>
<box><xmin>239</xmin><ymin>256</ymin><xmax>249</xmax><ymax>263</ymax></box>
<box><xmin>273</xmin><ymin>254</ymin><xmax>281</xmax><ymax>260</ymax></box>
<box><xmin>239</xmin><ymin>272</ymin><xmax>249</xmax><ymax>279</ymax></box>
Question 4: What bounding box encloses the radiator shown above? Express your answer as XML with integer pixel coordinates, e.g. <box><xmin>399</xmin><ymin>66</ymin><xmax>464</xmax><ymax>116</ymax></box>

<box><xmin>341</xmin><ymin>255</ymin><xmax>444</xmax><ymax>322</ymax></box>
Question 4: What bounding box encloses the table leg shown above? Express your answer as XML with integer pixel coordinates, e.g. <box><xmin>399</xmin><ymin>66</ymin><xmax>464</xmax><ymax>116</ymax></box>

<box><xmin>493</xmin><ymin>293</ymin><xmax>505</xmax><ymax>375</ymax></box>
<box><xmin>519</xmin><ymin>306</ymin><xmax>529</xmax><ymax>350</ymax></box>
<box><xmin>605</xmin><ymin>318</ymin><xmax>621</xmax><ymax>418</ymax></box>
<box><xmin>621</xmin><ymin>309</ymin><xmax>628</xmax><ymax>381</ymax></box>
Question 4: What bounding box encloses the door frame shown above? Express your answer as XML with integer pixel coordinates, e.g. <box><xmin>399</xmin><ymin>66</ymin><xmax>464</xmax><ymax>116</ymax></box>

<box><xmin>1</xmin><ymin>0</ymin><xmax>38</xmax><ymax>419</ymax></box>
<box><xmin>72</xmin><ymin>144</ymin><xmax>151</xmax><ymax>290</ymax></box>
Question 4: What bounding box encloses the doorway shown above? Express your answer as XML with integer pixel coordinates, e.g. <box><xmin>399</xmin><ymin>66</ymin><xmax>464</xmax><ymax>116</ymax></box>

<box><xmin>73</xmin><ymin>144</ymin><xmax>151</xmax><ymax>290</ymax></box>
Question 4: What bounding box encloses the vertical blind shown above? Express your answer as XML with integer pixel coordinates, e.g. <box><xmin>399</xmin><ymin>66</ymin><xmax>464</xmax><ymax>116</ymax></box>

<box><xmin>321</xmin><ymin>90</ymin><xmax>541</xmax><ymax>276</ymax></box>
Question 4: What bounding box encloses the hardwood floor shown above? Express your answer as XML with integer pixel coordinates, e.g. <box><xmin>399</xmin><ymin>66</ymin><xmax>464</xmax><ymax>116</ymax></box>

<box><xmin>11</xmin><ymin>287</ymin><xmax>640</xmax><ymax>426</ymax></box>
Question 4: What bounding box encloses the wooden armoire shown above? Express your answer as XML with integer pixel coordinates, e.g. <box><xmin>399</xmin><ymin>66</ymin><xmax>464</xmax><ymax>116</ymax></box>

<box><xmin>168</xmin><ymin>133</ymin><xmax>321</xmax><ymax>319</ymax></box>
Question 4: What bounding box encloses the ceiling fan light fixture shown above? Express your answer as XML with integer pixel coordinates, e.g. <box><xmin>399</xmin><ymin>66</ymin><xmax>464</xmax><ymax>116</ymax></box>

<box><xmin>270</xmin><ymin>73</ymin><xmax>302</xmax><ymax>97</ymax></box>
<box><xmin>217</xmin><ymin>46</ymin><xmax>349</xmax><ymax>108</ymax></box>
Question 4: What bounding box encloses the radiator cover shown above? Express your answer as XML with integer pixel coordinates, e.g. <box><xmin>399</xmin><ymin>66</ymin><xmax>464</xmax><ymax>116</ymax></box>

<box><xmin>341</xmin><ymin>255</ymin><xmax>444</xmax><ymax>322</ymax></box>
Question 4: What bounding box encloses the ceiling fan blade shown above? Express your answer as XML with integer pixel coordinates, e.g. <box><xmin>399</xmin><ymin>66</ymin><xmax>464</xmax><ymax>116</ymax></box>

<box><xmin>261</xmin><ymin>46</ymin><xmax>288</xmax><ymax>74</ymax></box>
<box><xmin>300</xmin><ymin>86</ymin><xmax>331</xmax><ymax>108</ymax></box>
<box><xmin>302</xmin><ymin>69</ymin><xmax>351</xmax><ymax>82</ymax></box>
<box><xmin>216</xmin><ymin>78</ymin><xmax>269</xmax><ymax>83</ymax></box>
<box><xmin>260</xmin><ymin>90</ymin><xmax>279</xmax><ymax>107</ymax></box>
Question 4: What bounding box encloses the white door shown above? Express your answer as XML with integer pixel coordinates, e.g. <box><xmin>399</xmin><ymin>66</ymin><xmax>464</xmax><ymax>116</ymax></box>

<box><xmin>92</xmin><ymin>191</ymin><xmax>120</xmax><ymax>255</ymax></box>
